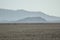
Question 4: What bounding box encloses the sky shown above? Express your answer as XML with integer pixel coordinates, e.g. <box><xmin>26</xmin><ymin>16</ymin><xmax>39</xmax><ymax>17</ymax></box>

<box><xmin>0</xmin><ymin>0</ymin><xmax>60</xmax><ymax>17</ymax></box>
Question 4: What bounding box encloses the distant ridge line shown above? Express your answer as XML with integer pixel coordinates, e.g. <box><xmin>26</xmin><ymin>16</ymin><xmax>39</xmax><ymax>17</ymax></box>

<box><xmin>0</xmin><ymin>23</ymin><xmax>60</xmax><ymax>25</ymax></box>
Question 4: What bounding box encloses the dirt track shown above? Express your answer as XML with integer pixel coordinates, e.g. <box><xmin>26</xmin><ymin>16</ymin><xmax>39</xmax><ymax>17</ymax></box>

<box><xmin>0</xmin><ymin>23</ymin><xmax>60</xmax><ymax>40</ymax></box>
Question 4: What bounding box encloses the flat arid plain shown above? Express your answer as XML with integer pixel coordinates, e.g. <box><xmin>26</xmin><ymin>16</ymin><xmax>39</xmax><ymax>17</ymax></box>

<box><xmin>0</xmin><ymin>23</ymin><xmax>60</xmax><ymax>40</ymax></box>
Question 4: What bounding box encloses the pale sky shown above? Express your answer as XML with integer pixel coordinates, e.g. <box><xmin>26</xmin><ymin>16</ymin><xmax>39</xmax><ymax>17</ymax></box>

<box><xmin>0</xmin><ymin>0</ymin><xmax>60</xmax><ymax>17</ymax></box>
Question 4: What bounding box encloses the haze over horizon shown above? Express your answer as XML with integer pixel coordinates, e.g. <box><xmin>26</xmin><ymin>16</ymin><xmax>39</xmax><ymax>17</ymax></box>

<box><xmin>0</xmin><ymin>9</ymin><xmax>60</xmax><ymax>23</ymax></box>
<box><xmin>0</xmin><ymin>0</ymin><xmax>60</xmax><ymax>17</ymax></box>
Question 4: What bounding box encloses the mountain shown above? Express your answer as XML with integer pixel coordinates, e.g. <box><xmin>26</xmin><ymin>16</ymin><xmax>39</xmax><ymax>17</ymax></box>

<box><xmin>19</xmin><ymin>17</ymin><xmax>46</xmax><ymax>21</ymax></box>
<box><xmin>0</xmin><ymin>9</ymin><xmax>60</xmax><ymax>23</ymax></box>
<box><xmin>13</xmin><ymin>17</ymin><xmax>46</xmax><ymax>23</ymax></box>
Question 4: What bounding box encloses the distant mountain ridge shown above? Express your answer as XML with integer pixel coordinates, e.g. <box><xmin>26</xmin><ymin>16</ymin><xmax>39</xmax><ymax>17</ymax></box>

<box><xmin>19</xmin><ymin>17</ymin><xmax>46</xmax><ymax>21</ymax></box>
<box><xmin>0</xmin><ymin>9</ymin><xmax>60</xmax><ymax>23</ymax></box>
<box><xmin>13</xmin><ymin>17</ymin><xmax>46</xmax><ymax>23</ymax></box>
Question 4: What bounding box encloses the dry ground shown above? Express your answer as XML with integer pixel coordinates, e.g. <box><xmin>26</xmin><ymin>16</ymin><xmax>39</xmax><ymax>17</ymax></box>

<box><xmin>0</xmin><ymin>23</ymin><xmax>60</xmax><ymax>40</ymax></box>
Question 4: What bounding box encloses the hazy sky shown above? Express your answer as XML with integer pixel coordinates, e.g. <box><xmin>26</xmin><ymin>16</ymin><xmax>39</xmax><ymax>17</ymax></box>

<box><xmin>0</xmin><ymin>0</ymin><xmax>60</xmax><ymax>17</ymax></box>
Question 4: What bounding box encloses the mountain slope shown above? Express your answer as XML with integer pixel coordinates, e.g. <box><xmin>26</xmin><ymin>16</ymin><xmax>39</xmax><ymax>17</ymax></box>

<box><xmin>13</xmin><ymin>17</ymin><xmax>46</xmax><ymax>23</ymax></box>
<box><xmin>0</xmin><ymin>9</ymin><xmax>60</xmax><ymax>23</ymax></box>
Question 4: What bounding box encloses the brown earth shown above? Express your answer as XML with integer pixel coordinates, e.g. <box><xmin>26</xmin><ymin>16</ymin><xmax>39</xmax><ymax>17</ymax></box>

<box><xmin>0</xmin><ymin>23</ymin><xmax>60</xmax><ymax>40</ymax></box>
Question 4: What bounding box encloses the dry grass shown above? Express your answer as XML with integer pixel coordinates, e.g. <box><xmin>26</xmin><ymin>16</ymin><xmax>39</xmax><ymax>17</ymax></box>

<box><xmin>0</xmin><ymin>23</ymin><xmax>60</xmax><ymax>40</ymax></box>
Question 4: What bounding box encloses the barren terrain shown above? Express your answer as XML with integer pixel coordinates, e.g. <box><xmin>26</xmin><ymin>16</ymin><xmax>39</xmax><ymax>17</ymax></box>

<box><xmin>0</xmin><ymin>23</ymin><xmax>60</xmax><ymax>40</ymax></box>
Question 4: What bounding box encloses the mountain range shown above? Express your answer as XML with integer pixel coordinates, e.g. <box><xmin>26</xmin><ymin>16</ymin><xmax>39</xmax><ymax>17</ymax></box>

<box><xmin>0</xmin><ymin>9</ymin><xmax>60</xmax><ymax>23</ymax></box>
